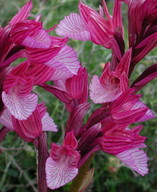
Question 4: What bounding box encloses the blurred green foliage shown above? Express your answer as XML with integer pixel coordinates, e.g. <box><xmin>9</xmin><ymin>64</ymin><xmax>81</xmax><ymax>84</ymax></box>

<box><xmin>0</xmin><ymin>0</ymin><xmax>157</xmax><ymax>191</ymax></box>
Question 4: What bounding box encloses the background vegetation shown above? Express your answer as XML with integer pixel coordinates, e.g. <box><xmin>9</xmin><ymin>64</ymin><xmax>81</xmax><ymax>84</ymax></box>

<box><xmin>0</xmin><ymin>0</ymin><xmax>157</xmax><ymax>191</ymax></box>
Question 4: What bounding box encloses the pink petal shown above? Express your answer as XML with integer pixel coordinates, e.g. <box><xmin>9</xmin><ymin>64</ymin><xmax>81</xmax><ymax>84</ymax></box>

<box><xmin>10</xmin><ymin>21</ymin><xmax>51</xmax><ymax>48</ymax></box>
<box><xmin>116</xmin><ymin>49</ymin><xmax>132</xmax><ymax>75</ymax></box>
<box><xmin>45</xmin><ymin>45</ymin><xmax>80</xmax><ymax>75</ymax></box>
<box><xmin>9</xmin><ymin>1</ymin><xmax>33</xmax><ymax>26</ymax></box>
<box><xmin>66</xmin><ymin>103</ymin><xmax>90</xmax><ymax>135</ymax></box>
<box><xmin>79</xmin><ymin>1</ymin><xmax>98</xmax><ymax>23</ymax></box>
<box><xmin>116</xmin><ymin>145</ymin><xmax>148</xmax><ymax>176</ymax></box>
<box><xmin>3</xmin><ymin>75</ymin><xmax>19</xmax><ymax>94</ymax></box>
<box><xmin>37</xmin><ymin>103</ymin><xmax>57</xmax><ymax>132</ymax></box>
<box><xmin>27</xmin><ymin>63</ymin><xmax>55</xmax><ymax>84</ymax></box>
<box><xmin>112</xmin><ymin>0</ymin><xmax>123</xmax><ymax>35</ymax></box>
<box><xmin>102</xmin><ymin>0</ymin><xmax>111</xmax><ymax>20</ymax></box>
<box><xmin>63</xmin><ymin>131</ymin><xmax>78</xmax><ymax>149</ymax></box>
<box><xmin>136</xmin><ymin>32</ymin><xmax>157</xmax><ymax>49</ymax></box>
<box><xmin>78</xmin><ymin>123</ymin><xmax>101</xmax><ymax>150</ymax></box>
<box><xmin>12</xmin><ymin>109</ymin><xmax>42</xmax><ymax>142</ymax></box>
<box><xmin>132</xmin><ymin>101</ymin><xmax>155</xmax><ymax>122</ymax></box>
<box><xmin>25</xmin><ymin>46</ymin><xmax>61</xmax><ymax>64</ymax></box>
<box><xmin>50</xmin><ymin>69</ymin><xmax>74</xmax><ymax>81</ymax></box>
<box><xmin>65</xmin><ymin>67</ymin><xmax>88</xmax><ymax>103</ymax></box>
<box><xmin>56</xmin><ymin>13</ymin><xmax>90</xmax><ymax>41</ymax></box>
<box><xmin>90</xmin><ymin>75</ymin><xmax>121</xmax><ymax>103</ymax></box>
<box><xmin>2</xmin><ymin>91</ymin><xmax>38</xmax><ymax>120</ymax></box>
<box><xmin>88</xmin><ymin>14</ymin><xmax>113</xmax><ymax>48</ymax></box>
<box><xmin>37</xmin><ymin>102</ymin><xmax>47</xmax><ymax>118</ymax></box>
<box><xmin>46</xmin><ymin>157</ymin><xmax>78</xmax><ymax>190</ymax></box>
<box><xmin>42</xmin><ymin>112</ymin><xmax>57</xmax><ymax>132</ymax></box>
<box><xmin>0</xmin><ymin>109</ymin><xmax>13</xmax><ymax>130</ymax></box>
<box><xmin>22</xmin><ymin>29</ymin><xmax>51</xmax><ymax>48</ymax></box>
<box><xmin>40</xmin><ymin>84</ymin><xmax>72</xmax><ymax>105</ymax></box>
<box><xmin>50</xmin><ymin>36</ymin><xmax>68</xmax><ymax>47</ymax></box>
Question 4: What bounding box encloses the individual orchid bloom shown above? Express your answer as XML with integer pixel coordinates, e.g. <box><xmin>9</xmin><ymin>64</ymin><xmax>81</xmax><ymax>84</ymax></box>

<box><xmin>0</xmin><ymin>2</ymin><xmax>80</xmax><ymax>81</ymax></box>
<box><xmin>110</xmin><ymin>89</ymin><xmax>155</xmax><ymax>124</ymax></box>
<box><xmin>41</xmin><ymin>67</ymin><xmax>88</xmax><ymax>111</ymax></box>
<box><xmin>42</xmin><ymin>67</ymin><xmax>89</xmax><ymax>137</ymax></box>
<box><xmin>2</xmin><ymin>62</ymin><xmax>38</xmax><ymax>120</ymax></box>
<box><xmin>45</xmin><ymin>131</ymin><xmax>80</xmax><ymax>190</ymax></box>
<box><xmin>0</xmin><ymin>1</ymin><xmax>44</xmax><ymax>66</ymax></box>
<box><xmin>9</xmin><ymin>0</ymin><xmax>66</xmax><ymax>50</ymax></box>
<box><xmin>56</xmin><ymin>0</ymin><xmax>125</xmax><ymax>69</ymax></box>
<box><xmin>101</xmin><ymin>122</ymin><xmax>148</xmax><ymax>175</ymax></box>
<box><xmin>101</xmin><ymin>123</ymin><xmax>146</xmax><ymax>155</ymax></box>
<box><xmin>6</xmin><ymin>1</ymin><xmax>50</xmax><ymax>50</ymax></box>
<box><xmin>8</xmin><ymin>4</ymin><xmax>80</xmax><ymax>78</ymax></box>
<box><xmin>2</xmin><ymin>60</ymin><xmax>59</xmax><ymax>120</ymax></box>
<box><xmin>0</xmin><ymin>103</ymin><xmax>57</xmax><ymax>142</ymax></box>
<box><xmin>90</xmin><ymin>49</ymin><xmax>131</xmax><ymax>104</ymax></box>
<box><xmin>56</xmin><ymin>0</ymin><xmax>124</xmax><ymax>58</ymax></box>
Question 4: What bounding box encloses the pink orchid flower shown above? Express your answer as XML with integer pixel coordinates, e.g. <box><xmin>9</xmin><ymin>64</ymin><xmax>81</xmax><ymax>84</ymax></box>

<box><xmin>56</xmin><ymin>0</ymin><xmax>123</xmax><ymax>48</ymax></box>
<box><xmin>0</xmin><ymin>102</ymin><xmax>57</xmax><ymax>142</ymax></box>
<box><xmin>101</xmin><ymin>122</ymin><xmax>148</xmax><ymax>176</ymax></box>
<box><xmin>110</xmin><ymin>89</ymin><xmax>155</xmax><ymax>124</ymax></box>
<box><xmin>90</xmin><ymin>49</ymin><xmax>131</xmax><ymax>103</ymax></box>
<box><xmin>2</xmin><ymin>62</ymin><xmax>38</xmax><ymax>120</ymax></box>
<box><xmin>41</xmin><ymin>67</ymin><xmax>89</xmax><ymax>136</ymax></box>
<box><xmin>45</xmin><ymin>131</ymin><xmax>80</xmax><ymax>190</ymax></box>
<box><xmin>41</xmin><ymin>67</ymin><xmax>88</xmax><ymax>112</ymax></box>
<box><xmin>1</xmin><ymin>1</ymin><xmax>80</xmax><ymax>80</ymax></box>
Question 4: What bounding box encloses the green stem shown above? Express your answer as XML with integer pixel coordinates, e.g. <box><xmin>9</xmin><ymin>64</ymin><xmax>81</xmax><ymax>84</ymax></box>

<box><xmin>69</xmin><ymin>154</ymin><xmax>95</xmax><ymax>192</ymax></box>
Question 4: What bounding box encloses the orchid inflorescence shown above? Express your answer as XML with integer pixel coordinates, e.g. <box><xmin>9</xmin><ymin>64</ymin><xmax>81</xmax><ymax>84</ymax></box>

<box><xmin>0</xmin><ymin>0</ymin><xmax>157</xmax><ymax>191</ymax></box>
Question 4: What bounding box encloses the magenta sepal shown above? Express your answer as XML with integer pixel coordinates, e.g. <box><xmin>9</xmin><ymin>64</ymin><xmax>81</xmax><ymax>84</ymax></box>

<box><xmin>56</xmin><ymin>0</ymin><xmax>124</xmax><ymax>58</ymax></box>
<box><xmin>82</xmin><ymin>105</ymin><xmax>110</xmax><ymax>131</ymax></box>
<box><xmin>101</xmin><ymin>123</ymin><xmax>146</xmax><ymax>155</ymax></box>
<box><xmin>78</xmin><ymin>123</ymin><xmax>101</xmax><ymax>150</ymax></box>
<box><xmin>110</xmin><ymin>89</ymin><xmax>150</xmax><ymax>124</ymax></box>
<box><xmin>40</xmin><ymin>83</ymin><xmax>72</xmax><ymax>105</ymax></box>
<box><xmin>9</xmin><ymin>1</ymin><xmax>32</xmax><ymax>26</ymax></box>
<box><xmin>41</xmin><ymin>67</ymin><xmax>88</xmax><ymax>112</ymax></box>
<box><xmin>65</xmin><ymin>103</ymin><xmax>90</xmax><ymax>137</ymax></box>
<box><xmin>12</xmin><ymin>108</ymin><xmax>42</xmax><ymax>142</ymax></box>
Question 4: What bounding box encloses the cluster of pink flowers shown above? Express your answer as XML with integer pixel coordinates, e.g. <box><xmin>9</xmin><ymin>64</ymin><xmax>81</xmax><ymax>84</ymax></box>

<box><xmin>0</xmin><ymin>0</ymin><xmax>157</xmax><ymax>191</ymax></box>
